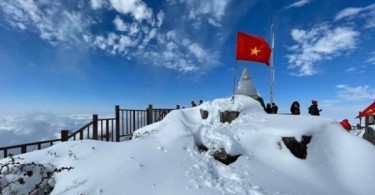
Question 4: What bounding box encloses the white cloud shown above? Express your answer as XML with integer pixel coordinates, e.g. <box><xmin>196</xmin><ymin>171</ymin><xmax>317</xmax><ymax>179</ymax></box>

<box><xmin>156</xmin><ymin>11</ymin><xmax>165</xmax><ymax>28</ymax></box>
<box><xmin>335</xmin><ymin>3</ymin><xmax>375</xmax><ymax>29</ymax></box>
<box><xmin>117</xmin><ymin>35</ymin><xmax>133</xmax><ymax>53</ymax></box>
<box><xmin>184</xmin><ymin>0</ymin><xmax>230</xmax><ymax>28</ymax></box>
<box><xmin>128</xmin><ymin>22</ymin><xmax>140</xmax><ymax>35</ymax></box>
<box><xmin>344</xmin><ymin>67</ymin><xmax>356</xmax><ymax>72</ymax></box>
<box><xmin>113</xmin><ymin>15</ymin><xmax>127</xmax><ymax>31</ymax></box>
<box><xmin>0</xmin><ymin>0</ymin><xmax>223</xmax><ymax>74</ymax></box>
<box><xmin>208</xmin><ymin>18</ymin><xmax>221</xmax><ymax>27</ymax></box>
<box><xmin>0</xmin><ymin>113</ymin><xmax>91</xmax><ymax>147</ymax></box>
<box><xmin>336</xmin><ymin>85</ymin><xmax>375</xmax><ymax>101</ymax></box>
<box><xmin>109</xmin><ymin>0</ymin><xmax>153</xmax><ymax>22</ymax></box>
<box><xmin>285</xmin><ymin>0</ymin><xmax>310</xmax><ymax>9</ymax></box>
<box><xmin>344</xmin><ymin>66</ymin><xmax>366</xmax><ymax>74</ymax></box>
<box><xmin>188</xmin><ymin>43</ymin><xmax>206</xmax><ymax>62</ymax></box>
<box><xmin>344</xmin><ymin>67</ymin><xmax>360</xmax><ymax>74</ymax></box>
<box><xmin>0</xmin><ymin>1</ymin><xmax>91</xmax><ymax>45</ymax></box>
<box><xmin>90</xmin><ymin>0</ymin><xmax>105</xmax><ymax>9</ymax></box>
<box><xmin>335</xmin><ymin>7</ymin><xmax>363</xmax><ymax>21</ymax></box>
<box><xmin>135</xmin><ymin>29</ymin><xmax>220</xmax><ymax>73</ymax></box>
<box><xmin>367</xmin><ymin>51</ymin><xmax>375</xmax><ymax>64</ymax></box>
<box><xmin>85</xmin><ymin>33</ymin><xmax>137</xmax><ymax>55</ymax></box>
<box><xmin>287</xmin><ymin>24</ymin><xmax>359</xmax><ymax>76</ymax></box>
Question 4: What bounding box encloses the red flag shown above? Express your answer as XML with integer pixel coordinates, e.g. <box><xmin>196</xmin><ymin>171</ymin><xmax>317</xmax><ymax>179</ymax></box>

<box><xmin>356</xmin><ymin>101</ymin><xmax>375</xmax><ymax>118</ymax></box>
<box><xmin>235</xmin><ymin>31</ymin><xmax>272</xmax><ymax>65</ymax></box>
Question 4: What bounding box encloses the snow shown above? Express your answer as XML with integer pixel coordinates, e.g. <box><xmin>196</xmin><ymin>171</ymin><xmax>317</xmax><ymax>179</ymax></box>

<box><xmin>1</xmin><ymin>95</ymin><xmax>375</xmax><ymax>195</ymax></box>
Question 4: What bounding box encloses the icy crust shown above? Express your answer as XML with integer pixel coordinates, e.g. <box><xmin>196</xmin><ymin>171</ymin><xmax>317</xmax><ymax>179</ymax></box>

<box><xmin>1</xmin><ymin>96</ymin><xmax>375</xmax><ymax>195</ymax></box>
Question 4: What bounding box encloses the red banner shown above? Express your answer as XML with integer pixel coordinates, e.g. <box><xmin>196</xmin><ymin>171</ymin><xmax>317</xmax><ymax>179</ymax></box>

<box><xmin>356</xmin><ymin>101</ymin><xmax>375</xmax><ymax>118</ymax></box>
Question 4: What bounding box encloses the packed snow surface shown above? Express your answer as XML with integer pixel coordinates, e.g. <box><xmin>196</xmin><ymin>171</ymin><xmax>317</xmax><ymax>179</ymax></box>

<box><xmin>1</xmin><ymin>95</ymin><xmax>375</xmax><ymax>195</ymax></box>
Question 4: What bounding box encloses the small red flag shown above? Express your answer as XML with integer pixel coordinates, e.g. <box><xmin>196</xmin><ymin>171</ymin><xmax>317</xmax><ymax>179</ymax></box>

<box><xmin>356</xmin><ymin>101</ymin><xmax>375</xmax><ymax>118</ymax></box>
<box><xmin>235</xmin><ymin>31</ymin><xmax>272</xmax><ymax>65</ymax></box>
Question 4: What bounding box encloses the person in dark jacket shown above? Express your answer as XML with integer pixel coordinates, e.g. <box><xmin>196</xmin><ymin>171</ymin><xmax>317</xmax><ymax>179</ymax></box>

<box><xmin>271</xmin><ymin>103</ymin><xmax>278</xmax><ymax>114</ymax></box>
<box><xmin>308</xmin><ymin>100</ymin><xmax>322</xmax><ymax>116</ymax></box>
<box><xmin>290</xmin><ymin>101</ymin><xmax>300</xmax><ymax>115</ymax></box>
<box><xmin>265</xmin><ymin>103</ymin><xmax>272</xmax><ymax>114</ymax></box>
<box><xmin>191</xmin><ymin>101</ymin><xmax>197</xmax><ymax>107</ymax></box>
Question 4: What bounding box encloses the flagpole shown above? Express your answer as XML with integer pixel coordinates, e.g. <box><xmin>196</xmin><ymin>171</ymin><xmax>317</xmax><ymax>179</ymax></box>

<box><xmin>233</xmin><ymin>60</ymin><xmax>238</xmax><ymax>95</ymax></box>
<box><xmin>270</xmin><ymin>20</ymin><xmax>275</xmax><ymax>104</ymax></box>
<box><xmin>233</xmin><ymin>32</ymin><xmax>239</xmax><ymax>96</ymax></box>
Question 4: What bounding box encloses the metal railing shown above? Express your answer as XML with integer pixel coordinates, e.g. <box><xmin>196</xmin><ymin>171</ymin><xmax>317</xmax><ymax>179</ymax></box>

<box><xmin>1</xmin><ymin>104</ymin><xmax>179</xmax><ymax>158</ymax></box>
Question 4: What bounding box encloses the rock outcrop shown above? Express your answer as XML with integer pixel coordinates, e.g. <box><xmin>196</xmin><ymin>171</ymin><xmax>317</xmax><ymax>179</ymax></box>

<box><xmin>363</xmin><ymin>127</ymin><xmax>375</xmax><ymax>145</ymax></box>
<box><xmin>282</xmin><ymin>136</ymin><xmax>312</xmax><ymax>159</ymax></box>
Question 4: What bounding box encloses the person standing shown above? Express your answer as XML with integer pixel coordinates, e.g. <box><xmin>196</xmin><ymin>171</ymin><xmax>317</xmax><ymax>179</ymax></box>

<box><xmin>308</xmin><ymin>100</ymin><xmax>322</xmax><ymax>116</ymax></box>
<box><xmin>271</xmin><ymin>103</ymin><xmax>278</xmax><ymax>114</ymax></box>
<box><xmin>265</xmin><ymin>103</ymin><xmax>272</xmax><ymax>114</ymax></box>
<box><xmin>191</xmin><ymin>101</ymin><xmax>197</xmax><ymax>107</ymax></box>
<box><xmin>290</xmin><ymin>101</ymin><xmax>300</xmax><ymax>115</ymax></box>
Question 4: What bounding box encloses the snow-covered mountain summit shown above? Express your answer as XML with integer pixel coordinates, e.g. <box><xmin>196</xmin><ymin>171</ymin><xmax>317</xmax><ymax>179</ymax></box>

<box><xmin>1</xmin><ymin>95</ymin><xmax>375</xmax><ymax>195</ymax></box>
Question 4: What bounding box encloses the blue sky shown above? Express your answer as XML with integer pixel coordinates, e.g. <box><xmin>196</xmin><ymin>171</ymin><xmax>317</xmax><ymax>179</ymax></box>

<box><xmin>0</xmin><ymin>0</ymin><xmax>374</xmax><ymax>123</ymax></box>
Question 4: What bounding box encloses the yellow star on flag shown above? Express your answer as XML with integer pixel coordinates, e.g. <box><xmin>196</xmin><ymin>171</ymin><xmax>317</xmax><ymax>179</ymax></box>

<box><xmin>251</xmin><ymin>47</ymin><xmax>260</xmax><ymax>56</ymax></box>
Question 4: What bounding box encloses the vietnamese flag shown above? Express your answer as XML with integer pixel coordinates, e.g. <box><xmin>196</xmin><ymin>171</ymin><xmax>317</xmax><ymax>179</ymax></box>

<box><xmin>356</xmin><ymin>101</ymin><xmax>375</xmax><ymax>118</ymax></box>
<box><xmin>235</xmin><ymin>31</ymin><xmax>272</xmax><ymax>65</ymax></box>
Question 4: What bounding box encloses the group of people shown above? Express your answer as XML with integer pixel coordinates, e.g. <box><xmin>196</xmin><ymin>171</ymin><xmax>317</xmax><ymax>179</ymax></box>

<box><xmin>290</xmin><ymin>100</ymin><xmax>352</xmax><ymax>131</ymax></box>
<box><xmin>265</xmin><ymin>103</ymin><xmax>279</xmax><ymax>114</ymax></box>
<box><xmin>288</xmin><ymin>100</ymin><xmax>323</xmax><ymax>116</ymax></box>
<box><xmin>189</xmin><ymin>98</ymin><xmax>351</xmax><ymax>131</ymax></box>
<box><xmin>264</xmin><ymin>100</ymin><xmax>323</xmax><ymax>116</ymax></box>
<box><xmin>191</xmin><ymin>99</ymin><xmax>323</xmax><ymax>116</ymax></box>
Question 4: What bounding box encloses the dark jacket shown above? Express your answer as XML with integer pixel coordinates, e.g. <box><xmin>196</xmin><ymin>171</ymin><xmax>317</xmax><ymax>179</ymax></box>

<box><xmin>265</xmin><ymin>104</ymin><xmax>272</xmax><ymax>114</ymax></box>
<box><xmin>290</xmin><ymin>101</ymin><xmax>300</xmax><ymax>115</ymax></box>
<box><xmin>308</xmin><ymin>105</ymin><xmax>320</xmax><ymax>116</ymax></box>
<box><xmin>271</xmin><ymin>105</ymin><xmax>278</xmax><ymax>114</ymax></box>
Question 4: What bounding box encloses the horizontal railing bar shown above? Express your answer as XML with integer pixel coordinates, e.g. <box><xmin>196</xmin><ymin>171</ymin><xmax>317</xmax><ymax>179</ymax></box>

<box><xmin>0</xmin><ymin>138</ymin><xmax>61</xmax><ymax>150</ymax></box>
<box><xmin>120</xmin><ymin>109</ymin><xmax>147</xmax><ymax>112</ymax></box>
<box><xmin>66</xmin><ymin>121</ymin><xmax>93</xmax><ymax>139</ymax></box>
<box><xmin>98</xmin><ymin>118</ymin><xmax>116</xmax><ymax>121</ymax></box>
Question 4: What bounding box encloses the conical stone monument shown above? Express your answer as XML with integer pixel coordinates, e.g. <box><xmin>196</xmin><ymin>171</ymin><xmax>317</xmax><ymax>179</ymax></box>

<box><xmin>235</xmin><ymin>68</ymin><xmax>265</xmax><ymax>109</ymax></box>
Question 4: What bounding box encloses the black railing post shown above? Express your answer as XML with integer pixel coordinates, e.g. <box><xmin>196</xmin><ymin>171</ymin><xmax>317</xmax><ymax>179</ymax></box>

<box><xmin>115</xmin><ymin>105</ymin><xmax>120</xmax><ymax>142</ymax></box>
<box><xmin>21</xmin><ymin>146</ymin><xmax>27</xmax><ymax>154</ymax></box>
<box><xmin>61</xmin><ymin>130</ymin><xmax>69</xmax><ymax>142</ymax></box>
<box><xmin>147</xmin><ymin>104</ymin><xmax>153</xmax><ymax>125</ymax></box>
<box><xmin>93</xmin><ymin>114</ymin><xmax>98</xmax><ymax>140</ymax></box>
<box><xmin>133</xmin><ymin>110</ymin><xmax>136</xmax><ymax>132</ymax></box>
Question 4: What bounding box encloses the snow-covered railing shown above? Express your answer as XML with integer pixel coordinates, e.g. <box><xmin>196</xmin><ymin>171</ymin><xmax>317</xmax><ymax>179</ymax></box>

<box><xmin>0</xmin><ymin>104</ymin><xmax>179</xmax><ymax>159</ymax></box>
